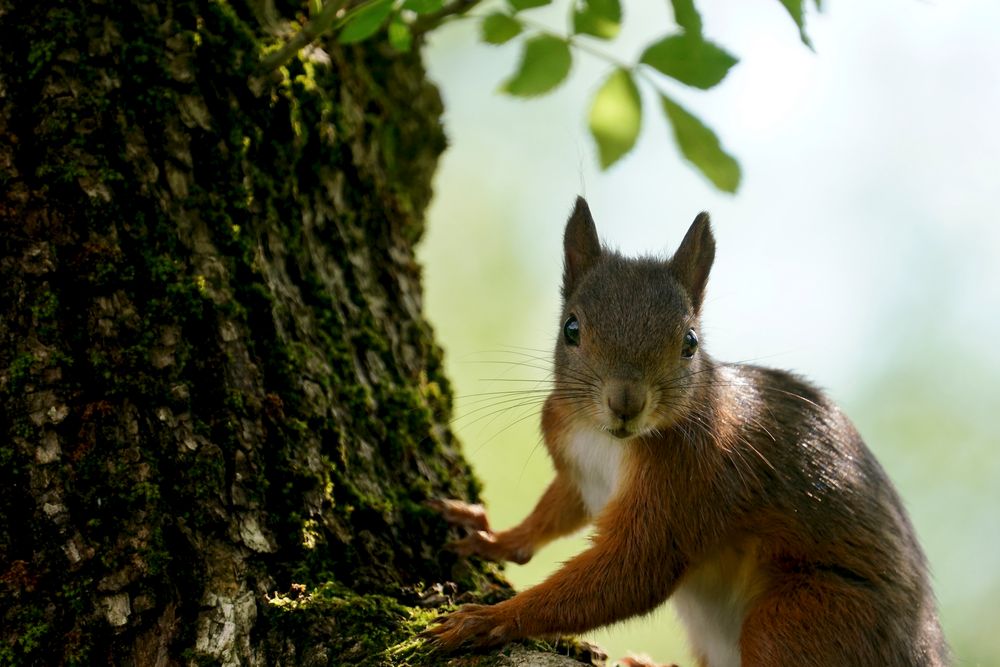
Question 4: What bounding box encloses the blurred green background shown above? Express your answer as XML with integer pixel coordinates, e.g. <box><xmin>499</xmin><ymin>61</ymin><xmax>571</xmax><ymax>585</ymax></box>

<box><xmin>417</xmin><ymin>0</ymin><xmax>1000</xmax><ymax>664</ymax></box>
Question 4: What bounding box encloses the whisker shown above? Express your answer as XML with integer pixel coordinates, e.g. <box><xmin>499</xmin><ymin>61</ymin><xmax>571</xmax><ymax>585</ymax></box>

<box><xmin>454</xmin><ymin>389</ymin><xmax>595</xmax><ymax>419</ymax></box>
<box><xmin>456</xmin><ymin>399</ymin><xmax>547</xmax><ymax>428</ymax></box>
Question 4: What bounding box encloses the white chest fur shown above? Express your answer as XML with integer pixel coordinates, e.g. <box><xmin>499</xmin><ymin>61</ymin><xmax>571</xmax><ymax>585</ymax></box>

<box><xmin>671</xmin><ymin>540</ymin><xmax>767</xmax><ymax>667</ymax></box>
<box><xmin>562</xmin><ymin>429</ymin><xmax>624</xmax><ymax>516</ymax></box>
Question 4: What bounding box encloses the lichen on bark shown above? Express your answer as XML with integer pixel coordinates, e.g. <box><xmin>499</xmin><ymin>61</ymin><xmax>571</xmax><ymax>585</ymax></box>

<box><xmin>0</xmin><ymin>1</ymin><xmax>525</xmax><ymax>664</ymax></box>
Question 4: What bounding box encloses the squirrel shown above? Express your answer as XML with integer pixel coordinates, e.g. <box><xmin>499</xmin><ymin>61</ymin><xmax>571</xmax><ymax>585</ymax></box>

<box><xmin>424</xmin><ymin>197</ymin><xmax>951</xmax><ymax>666</ymax></box>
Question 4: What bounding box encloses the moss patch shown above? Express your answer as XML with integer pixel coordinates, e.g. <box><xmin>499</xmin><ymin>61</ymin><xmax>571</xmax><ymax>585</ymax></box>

<box><xmin>262</xmin><ymin>582</ymin><xmax>595</xmax><ymax>667</ymax></box>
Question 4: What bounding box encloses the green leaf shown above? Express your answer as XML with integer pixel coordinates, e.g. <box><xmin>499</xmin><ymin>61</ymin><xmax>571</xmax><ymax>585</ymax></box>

<box><xmin>501</xmin><ymin>35</ymin><xmax>572</xmax><ymax>97</ymax></box>
<box><xmin>481</xmin><ymin>13</ymin><xmax>522</xmax><ymax>45</ymax></box>
<box><xmin>660</xmin><ymin>94</ymin><xmax>740</xmax><ymax>192</ymax></box>
<box><xmin>669</xmin><ymin>0</ymin><xmax>702</xmax><ymax>35</ymax></box>
<box><xmin>776</xmin><ymin>0</ymin><xmax>813</xmax><ymax>48</ymax></box>
<box><xmin>508</xmin><ymin>0</ymin><xmax>551</xmax><ymax>11</ymax></box>
<box><xmin>640</xmin><ymin>34</ymin><xmax>738</xmax><ymax>90</ymax></box>
<box><xmin>388</xmin><ymin>16</ymin><xmax>412</xmax><ymax>52</ymax></box>
<box><xmin>589</xmin><ymin>69</ymin><xmax>642</xmax><ymax>169</ymax></box>
<box><xmin>402</xmin><ymin>0</ymin><xmax>444</xmax><ymax>13</ymax></box>
<box><xmin>338</xmin><ymin>0</ymin><xmax>394</xmax><ymax>44</ymax></box>
<box><xmin>572</xmin><ymin>0</ymin><xmax>621</xmax><ymax>40</ymax></box>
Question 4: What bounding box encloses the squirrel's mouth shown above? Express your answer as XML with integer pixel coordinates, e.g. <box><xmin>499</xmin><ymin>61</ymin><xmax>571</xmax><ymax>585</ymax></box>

<box><xmin>608</xmin><ymin>427</ymin><xmax>633</xmax><ymax>440</ymax></box>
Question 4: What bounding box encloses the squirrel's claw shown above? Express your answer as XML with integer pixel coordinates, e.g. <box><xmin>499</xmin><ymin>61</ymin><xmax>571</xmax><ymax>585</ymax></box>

<box><xmin>420</xmin><ymin>604</ymin><xmax>512</xmax><ymax>652</ymax></box>
<box><xmin>427</xmin><ymin>498</ymin><xmax>491</xmax><ymax>532</ymax></box>
<box><xmin>429</xmin><ymin>498</ymin><xmax>534</xmax><ymax>563</ymax></box>
<box><xmin>446</xmin><ymin>530</ymin><xmax>533</xmax><ymax>564</ymax></box>
<box><xmin>446</xmin><ymin>530</ymin><xmax>496</xmax><ymax>556</ymax></box>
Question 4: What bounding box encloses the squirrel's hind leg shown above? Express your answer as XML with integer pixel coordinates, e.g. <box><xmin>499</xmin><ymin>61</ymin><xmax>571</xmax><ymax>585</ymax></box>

<box><xmin>739</xmin><ymin>573</ymin><xmax>922</xmax><ymax>667</ymax></box>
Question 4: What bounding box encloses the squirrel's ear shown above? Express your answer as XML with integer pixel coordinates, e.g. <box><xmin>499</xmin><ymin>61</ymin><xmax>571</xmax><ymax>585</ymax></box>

<box><xmin>563</xmin><ymin>196</ymin><xmax>602</xmax><ymax>296</ymax></box>
<box><xmin>669</xmin><ymin>212</ymin><xmax>715</xmax><ymax>312</ymax></box>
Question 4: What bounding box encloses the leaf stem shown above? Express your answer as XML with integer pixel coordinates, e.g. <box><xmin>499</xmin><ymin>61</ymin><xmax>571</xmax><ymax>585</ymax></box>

<box><xmin>517</xmin><ymin>16</ymin><xmax>632</xmax><ymax>72</ymax></box>
<box><xmin>515</xmin><ymin>15</ymin><xmax>678</xmax><ymax>95</ymax></box>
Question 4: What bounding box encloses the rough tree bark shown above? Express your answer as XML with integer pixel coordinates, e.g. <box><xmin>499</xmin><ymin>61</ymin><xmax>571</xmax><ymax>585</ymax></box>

<box><xmin>0</xmin><ymin>2</ymin><xmax>597</xmax><ymax>665</ymax></box>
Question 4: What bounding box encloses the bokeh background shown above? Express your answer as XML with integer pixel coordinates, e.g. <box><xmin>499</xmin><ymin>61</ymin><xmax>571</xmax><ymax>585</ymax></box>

<box><xmin>418</xmin><ymin>0</ymin><xmax>1000</xmax><ymax>663</ymax></box>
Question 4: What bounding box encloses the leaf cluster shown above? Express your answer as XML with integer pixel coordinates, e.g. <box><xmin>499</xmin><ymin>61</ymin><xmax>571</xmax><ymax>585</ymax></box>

<box><xmin>477</xmin><ymin>0</ymin><xmax>817</xmax><ymax>191</ymax></box>
<box><xmin>270</xmin><ymin>0</ymin><xmax>821</xmax><ymax>192</ymax></box>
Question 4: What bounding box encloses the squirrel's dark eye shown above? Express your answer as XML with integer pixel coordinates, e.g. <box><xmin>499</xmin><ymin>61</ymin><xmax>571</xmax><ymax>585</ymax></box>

<box><xmin>563</xmin><ymin>315</ymin><xmax>580</xmax><ymax>347</ymax></box>
<box><xmin>681</xmin><ymin>329</ymin><xmax>698</xmax><ymax>358</ymax></box>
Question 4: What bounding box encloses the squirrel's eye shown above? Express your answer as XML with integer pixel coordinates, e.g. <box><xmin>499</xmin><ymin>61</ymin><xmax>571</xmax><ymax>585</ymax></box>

<box><xmin>681</xmin><ymin>329</ymin><xmax>698</xmax><ymax>358</ymax></box>
<box><xmin>563</xmin><ymin>315</ymin><xmax>581</xmax><ymax>347</ymax></box>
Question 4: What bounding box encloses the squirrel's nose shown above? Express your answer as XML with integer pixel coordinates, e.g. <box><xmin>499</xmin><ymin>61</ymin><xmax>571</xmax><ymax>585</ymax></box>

<box><xmin>606</xmin><ymin>381</ymin><xmax>647</xmax><ymax>422</ymax></box>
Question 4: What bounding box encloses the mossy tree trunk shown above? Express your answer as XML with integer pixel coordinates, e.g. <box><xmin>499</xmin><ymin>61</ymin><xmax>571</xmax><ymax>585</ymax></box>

<box><xmin>0</xmin><ymin>1</ymin><xmax>517</xmax><ymax>664</ymax></box>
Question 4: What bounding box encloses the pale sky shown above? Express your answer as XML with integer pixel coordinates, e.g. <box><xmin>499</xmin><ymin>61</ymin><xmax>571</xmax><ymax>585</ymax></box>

<box><xmin>421</xmin><ymin>0</ymin><xmax>1000</xmax><ymax>661</ymax></box>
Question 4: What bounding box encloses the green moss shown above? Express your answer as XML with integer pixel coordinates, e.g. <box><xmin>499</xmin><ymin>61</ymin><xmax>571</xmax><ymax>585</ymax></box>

<box><xmin>24</xmin><ymin>8</ymin><xmax>75</xmax><ymax>80</ymax></box>
<box><xmin>225</xmin><ymin>390</ymin><xmax>246</xmax><ymax>413</ymax></box>
<box><xmin>30</xmin><ymin>290</ymin><xmax>59</xmax><ymax>322</ymax></box>
<box><xmin>6</xmin><ymin>352</ymin><xmax>36</xmax><ymax>393</ymax></box>
<box><xmin>262</xmin><ymin>582</ymin><xmax>594</xmax><ymax>666</ymax></box>
<box><xmin>264</xmin><ymin>582</ymin><xmax>442</xmax><ymax>666</ymax></box>
<box><xmin>0</xmin><ymin>605</ymin><xmax>50</xmax><ymax>663</ymax></box>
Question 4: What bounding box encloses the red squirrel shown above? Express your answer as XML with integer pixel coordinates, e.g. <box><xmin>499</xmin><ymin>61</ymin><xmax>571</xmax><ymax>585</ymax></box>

<box><xmin>425</xmin><ymin>197</ymin><xmax>950</xmax><ymax>666</ymax></box>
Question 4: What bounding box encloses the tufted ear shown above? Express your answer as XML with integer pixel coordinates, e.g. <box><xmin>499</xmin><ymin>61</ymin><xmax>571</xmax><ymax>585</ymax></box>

<box><xmin>563</xmin><ymin>197</ymin><xmax>602</xmax><ymax>297</ymax></box>
<box><xmin>669</xmin><ymin>212</ymin><xmax>715</xmax><ymax>312</ymax></box>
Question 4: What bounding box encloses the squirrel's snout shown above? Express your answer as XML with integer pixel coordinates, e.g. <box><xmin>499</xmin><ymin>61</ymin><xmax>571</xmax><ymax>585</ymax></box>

<box><xmin>605</xmin><ymin>381</ymin><xmax>647</xmax><ymax>423</ymax></box>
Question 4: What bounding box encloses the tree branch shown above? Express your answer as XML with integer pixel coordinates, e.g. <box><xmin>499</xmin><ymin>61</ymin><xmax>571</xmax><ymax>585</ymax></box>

<box><xmin>411</xmin><ymin>0</ymin><xmax>482</xmax><ymax>36</ymax></box>
<box><xmin>260</xmin><ymin>0</ymin><xmax>349</xmax><ymax>72</ymax></box>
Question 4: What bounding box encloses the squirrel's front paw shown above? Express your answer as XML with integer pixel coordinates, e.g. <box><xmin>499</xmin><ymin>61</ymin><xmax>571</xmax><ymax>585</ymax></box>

<box><xmin>428</xmin><ymin>498</ymin><xmax>533</xmax><ymax>563</ymax></box>
<box><xmin>427</xmin><ymin>498</ymin><xmax>491</xmax><ymax>532</ymax></box>
<box><xmin>420</xmin><ymin>604</ymin><xmax>515</xmax><ymax>651</ymax></box>
<box><xmin>448</xmin><ymin>530</ymin><xmax>533</xmax><ymax>564</ymax></box>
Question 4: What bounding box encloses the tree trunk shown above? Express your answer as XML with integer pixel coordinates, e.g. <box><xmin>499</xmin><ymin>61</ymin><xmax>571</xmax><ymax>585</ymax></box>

<box><xmin>0</xmin><ymin>2</ymin><xmax>577</xmax><ymax>664</ymax></box>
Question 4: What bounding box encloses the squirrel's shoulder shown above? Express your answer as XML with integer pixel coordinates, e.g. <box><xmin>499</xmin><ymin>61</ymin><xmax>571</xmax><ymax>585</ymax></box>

<box><xmin>720</xmin><ymin>362</ymin><xmax>830</xmax><ymax>411</ymax></box>
<box><xmin>717</xmin><ymin>362</ymin><xmax>859</xmax><ymax>442</ymax></box>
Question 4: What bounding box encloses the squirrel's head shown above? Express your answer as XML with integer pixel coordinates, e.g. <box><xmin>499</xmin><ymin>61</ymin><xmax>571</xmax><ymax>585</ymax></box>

<box><xmin>554</xmin><ymin>196</ymin><xmax>715</xmax><ymax>439</ymax></box>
